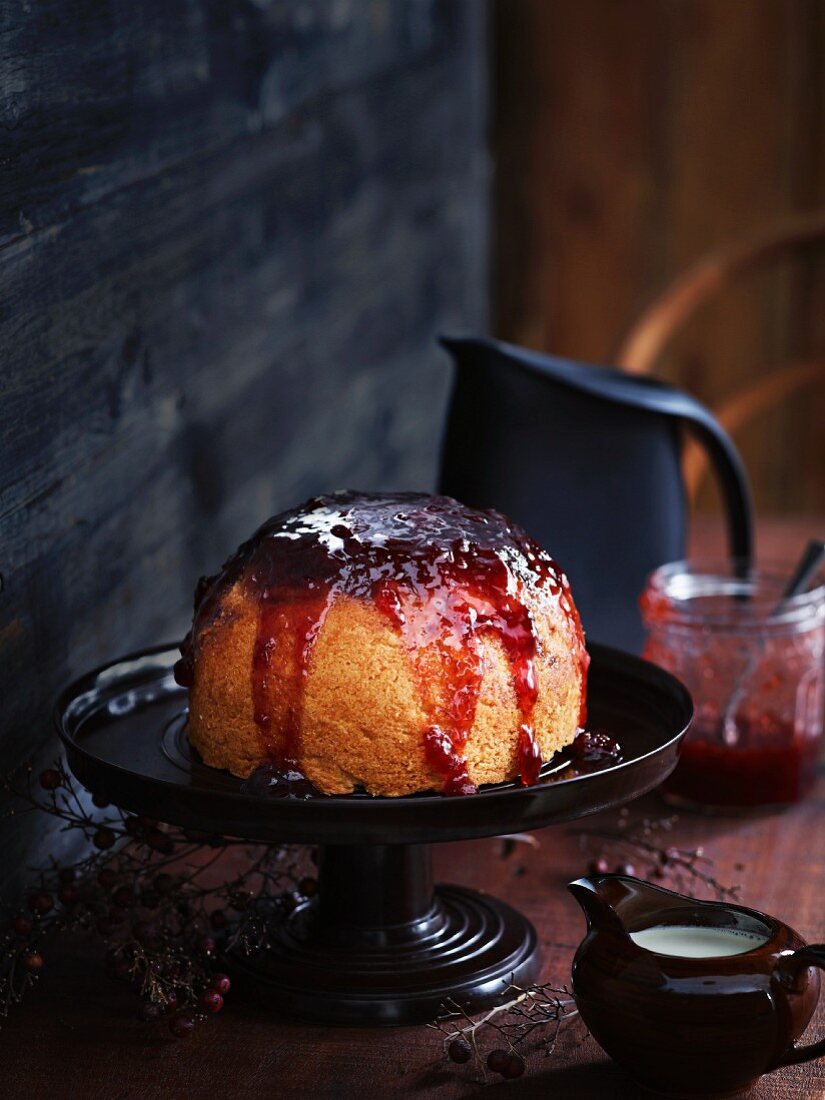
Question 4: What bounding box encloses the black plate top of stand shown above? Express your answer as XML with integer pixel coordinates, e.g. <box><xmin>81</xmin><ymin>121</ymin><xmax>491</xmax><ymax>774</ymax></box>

<box><xmin>56</xmin><ymin>642</ymin><xmax>691</xmax><ymax>845</ymax></box>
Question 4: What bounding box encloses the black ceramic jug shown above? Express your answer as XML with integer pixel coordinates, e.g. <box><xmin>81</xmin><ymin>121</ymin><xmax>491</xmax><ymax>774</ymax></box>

<box><xmin>438</xmin><ymin>336</ymin><xmax>753</xmax><ymax>652</ymax></box>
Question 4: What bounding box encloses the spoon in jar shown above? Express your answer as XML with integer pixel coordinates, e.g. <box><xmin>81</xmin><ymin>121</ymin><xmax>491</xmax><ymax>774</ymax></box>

<box><xmin>721</xmin><ymin>539</ymin><xmax>825</xmax><ymax>745</ymax></box>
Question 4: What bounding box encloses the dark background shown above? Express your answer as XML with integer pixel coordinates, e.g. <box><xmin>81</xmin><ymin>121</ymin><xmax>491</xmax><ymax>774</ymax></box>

<box><xmin>0</xmin><ymin>0</ymin><xmax>486</xmax><ymax>888</ymax></box>
<box><xmin>494</xmin><ymin>0</ymin><xmax>825</xmax><ymax>516</ymax></box>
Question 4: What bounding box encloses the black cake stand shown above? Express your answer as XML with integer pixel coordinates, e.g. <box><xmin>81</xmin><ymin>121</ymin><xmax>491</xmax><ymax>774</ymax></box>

<box><xmin>55</xmin><ymin>642</ymin><xmax>691</xmax><ymax>1026</ymax></box>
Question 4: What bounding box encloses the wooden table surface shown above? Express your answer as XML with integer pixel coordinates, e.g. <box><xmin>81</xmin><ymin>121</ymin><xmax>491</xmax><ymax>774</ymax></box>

<box><xmin>2</xmin><ymin>517</ymin><xmax>823</xmax><ymax>1099</ymax></box>
<box><xmin>1</xmin><ymin>788</ymin><xmax>823</xmax><ymax>1100</ymax></box>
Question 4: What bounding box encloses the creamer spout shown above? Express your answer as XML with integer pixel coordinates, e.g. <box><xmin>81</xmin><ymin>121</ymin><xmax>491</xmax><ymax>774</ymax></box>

<box><xmin>569</xmin><ymin>873</ymin><xmax>709</xmax><ymax>935</ymax></box>
<box><xmin>568</xmin><ymin>876</ymin><xmax>627</xmax><ymax>934</ymax></box>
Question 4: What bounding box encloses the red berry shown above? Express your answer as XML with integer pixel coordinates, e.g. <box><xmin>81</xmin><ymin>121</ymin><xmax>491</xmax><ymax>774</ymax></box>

<box><xmin>28</xmin><ymin>891</ymin><xmax>53</xmax><ymax>916</ymax></box>
<box><xmin>94</xmin><ymin>827</ymin><xmax>116</xmax><ymax>850</ymax></box>
<box><xmin>58</xmin><ymin>867</ymin><xmax>76</xmax><ymax>884</ymax></box>
<box><xmin>501</xmin><ymin>1053</ymin><xmax>525</xmax><ymax>1079</ymax></box>
<box><xmin>112</xmin><ymin>886</ymin><xmax>135</xmax><ymax>908</ymax></box>
<box><xmin>198</xmin><ymin>936</ymin><xmax>216</xmax><ymax>956</ymax></box>
<box><xmin>448</xmin><ymin>1038</ymin><xmax>472</xmax><ymax>1063</ymax></box>
<box><xmin>589</xmin><ymin>856</ymin><xmax>610</xmax><ymax>875</ymax></box>
<box><xmin>210</xmin><ymin>973</ymin><xmax>231</xmax><ymax>995</ymax></box>
<box><xmin>165</xmin><ymin>990</ymin><xmax>179</xmax><ymax>1011</ymax></box>
<box><xmin>100</xmin><ymin>944</ymin><xmax>127</xmax><ymax>974</ymax></box>
<box><xmin>58</xmin><ymin>884</ymin><xmax>79</xmax><ymax>906</ymax></box>
<box><xmin>24</xmin><ymin>952</ymin><xmax>43</xmax><ymax>973</ymax></box>
<box><xmin>169</xmin><ymin>1013</ymin><xmax>195</xmax><ymax>1038</ymax></box>
<box><xmin>139</xmin><ymin>1001</ymin><xmax>162</xmax><ymax>1022</ymax></box>
<box><xmin>487</xmin><ymin>1049</ymin><xmax>510</xmax><ymax>1074</ymax></box>
<box><xmin>199</xmin><ymin>989</ymin><xmax>223</xmax><ymax>1015</ymax></box>
<box><xmin>615</xmin><ymin>862</ymin><xmax>636</xmax><ymax>877</ymax></box>
<box><xmin>298</xmin><ymin>877</ymin><xmax>318</xmax><ymax>897</ymax></box>
<box><xmin>146</xmin><ymin>830</ymin><xmax>174</xmax><ymax>855</ymax></box>
<box><xmin>38</xmin><ymin>769</ymin><xmax>62</xmax><ymax>791</ymax></box>
<box><xmin>12</xmin><ymin>914</ymin><xmax>32</xmax><ymax>936</ymax></box>
<box><xmin>97</xmin><ymin>867</ymin><xmax>117</xmax><ymax>889</ymax></box>
<box><xmin>91</xmin><ymin>793</ymin><xmax>110</xmax><ymax>809</ymax></box>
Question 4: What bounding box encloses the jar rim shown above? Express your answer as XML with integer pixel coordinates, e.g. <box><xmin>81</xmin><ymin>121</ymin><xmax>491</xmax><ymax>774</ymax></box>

<box><xmin>642</xmin><ymin>558</ymin><xmax>825</xmax><ymax>632</ymax></box>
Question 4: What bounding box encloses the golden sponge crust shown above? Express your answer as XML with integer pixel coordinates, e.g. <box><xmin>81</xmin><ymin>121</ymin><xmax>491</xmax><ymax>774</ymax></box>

<box><xmin>188</xmin><ymin>583</ymin><xmax>583</xmax><ymax>796</ymax></box>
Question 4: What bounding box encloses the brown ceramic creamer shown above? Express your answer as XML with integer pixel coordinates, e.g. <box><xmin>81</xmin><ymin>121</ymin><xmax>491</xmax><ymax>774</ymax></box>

<box><xmin>569</xmin><ymin>874</ymin><xmax>825</xmax><ymax>1097</ymax></box>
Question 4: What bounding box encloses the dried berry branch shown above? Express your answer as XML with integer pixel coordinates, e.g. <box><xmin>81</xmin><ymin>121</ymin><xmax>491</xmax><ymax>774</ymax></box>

<box><xmin>574</xmin><ymin>808</ymin><xmax>743</xmax><ymax>901</ymax></box>
<box><xmin>430</xmin><ymin>981</ymin><xmax>579</xmax><ymax>1080</ymax></box>
<box><xmin>0</xmin><ymin>759</ymin><xmax>312</xmax><ymax>1037</ymax></box>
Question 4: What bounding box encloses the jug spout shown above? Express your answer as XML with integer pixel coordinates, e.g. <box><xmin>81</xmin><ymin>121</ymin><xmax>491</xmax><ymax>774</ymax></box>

<box><xmin>568</xmin><ymin>873</ymin><xmax>692</xmax><ymax>935</ymax></box>
<box><xmin>568</xmin><ymin>876</ymin><xmax>627</xmax><ymax>934</ymax></box>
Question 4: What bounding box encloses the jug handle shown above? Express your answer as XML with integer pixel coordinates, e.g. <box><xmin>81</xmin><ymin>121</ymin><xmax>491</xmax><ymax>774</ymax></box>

<box><xmin>645</xmin><ymin>386</ymin><xmax>754</xmax><ymax>565</ymax></box>
<box><xmin>620</xmin><ymin>380</ymin><xmax>756</xmax><ymax>567</ymax></box>
<box><xmin>771</xmin><ymin>945</ymin><xmax>825</xmax><ymax>1067</ymax></box>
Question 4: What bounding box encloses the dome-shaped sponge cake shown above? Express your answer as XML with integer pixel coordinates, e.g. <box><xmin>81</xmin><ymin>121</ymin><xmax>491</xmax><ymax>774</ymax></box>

<box><xmin>175</xmin><ymin>492</ymin><xmax>589</xmax><ymax>797</ymax></box>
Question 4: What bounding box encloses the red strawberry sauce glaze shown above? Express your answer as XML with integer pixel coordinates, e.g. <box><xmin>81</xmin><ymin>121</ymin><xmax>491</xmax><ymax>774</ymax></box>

<box><xmin>174</xmin><ymin>492</ymin><xmax>589</xmax><ymax>794</ymax></box>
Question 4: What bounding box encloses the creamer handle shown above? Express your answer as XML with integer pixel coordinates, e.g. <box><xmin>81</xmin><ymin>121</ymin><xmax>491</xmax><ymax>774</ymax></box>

<box><xmin>772</xmin><ymin>945</ymin><xmax>825</xmax><ymax>1067</ymax></box>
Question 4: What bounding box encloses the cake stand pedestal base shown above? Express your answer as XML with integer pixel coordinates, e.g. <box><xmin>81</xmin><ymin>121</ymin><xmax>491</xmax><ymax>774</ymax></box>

<box><xmin>227</xmin><ymin>843</ymin><xmax>540</xmax><ymax>1025</ymax></box>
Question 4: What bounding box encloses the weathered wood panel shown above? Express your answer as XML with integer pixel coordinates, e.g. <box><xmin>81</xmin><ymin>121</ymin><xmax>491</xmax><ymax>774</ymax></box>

<box><xmin>493</xmin><ymin>0</ymin><xmax>825</xmax><ymax>517</ymax></box>
<box><xmin>0</xmin><ymin>0</ymin><xmax>487</xmax><ymax>886</ymax></box>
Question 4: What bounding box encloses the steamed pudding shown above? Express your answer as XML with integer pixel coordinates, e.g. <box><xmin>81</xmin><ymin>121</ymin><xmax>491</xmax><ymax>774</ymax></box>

<box><xmin>174</xmin><ymin>492</ymin><xmax>588</xmax><ymax>796</ymax></box>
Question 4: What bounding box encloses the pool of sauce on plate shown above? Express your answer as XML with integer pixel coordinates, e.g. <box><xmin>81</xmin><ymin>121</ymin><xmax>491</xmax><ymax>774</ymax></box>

<box><xmin>175</xmin><ymin>492</ymin><xmax>589</xmax><ymax>795</ymax></box>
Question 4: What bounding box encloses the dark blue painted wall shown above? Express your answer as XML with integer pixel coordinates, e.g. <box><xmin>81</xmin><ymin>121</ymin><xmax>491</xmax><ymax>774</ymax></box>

<box><xmin>0</xmin><ymin>0</ymin><xmax>487</xmax><ymax>886</ymax></box>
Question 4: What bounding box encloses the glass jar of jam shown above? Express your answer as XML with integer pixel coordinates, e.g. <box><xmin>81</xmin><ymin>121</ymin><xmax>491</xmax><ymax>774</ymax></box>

<box><xmin>641</xmin><ymin>560</ymin><xmax>825</xmax><ymax>811</ymax></box>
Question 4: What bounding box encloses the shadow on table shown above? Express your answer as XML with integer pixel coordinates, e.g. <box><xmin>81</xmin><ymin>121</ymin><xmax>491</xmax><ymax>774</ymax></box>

<box><xmin>472</xmin><ymin>1060</ymin><xmax>640</xmax><ymax>1098</ymax></box>
<box><xmin>412</xmin><ymin>1059</ymin><xmax>641</xmax><ymax>1098</ymax></box>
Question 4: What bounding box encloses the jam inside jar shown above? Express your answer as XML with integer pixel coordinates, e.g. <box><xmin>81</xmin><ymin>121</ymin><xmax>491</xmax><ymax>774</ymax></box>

<box><xmin>640</xmin><ymin>560</ymin><xmax>825</xmax><ymax>811</ymax></box>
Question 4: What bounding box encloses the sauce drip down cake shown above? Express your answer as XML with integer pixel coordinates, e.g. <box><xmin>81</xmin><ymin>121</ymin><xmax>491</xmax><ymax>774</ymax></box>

<box><xmin>174</xmin><ymin>492</ymin><xmax>589</xmax><ymax>796</ymax></box>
